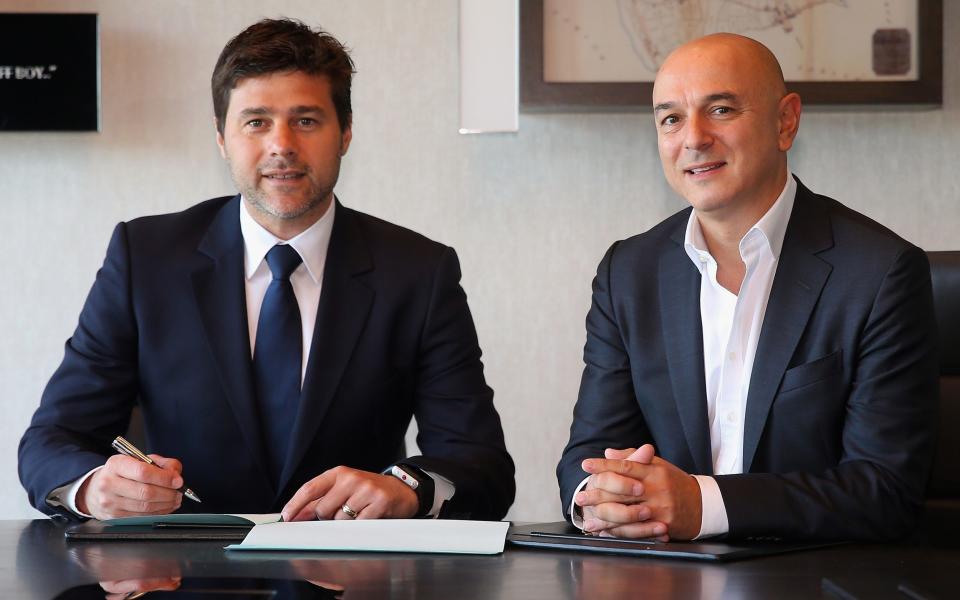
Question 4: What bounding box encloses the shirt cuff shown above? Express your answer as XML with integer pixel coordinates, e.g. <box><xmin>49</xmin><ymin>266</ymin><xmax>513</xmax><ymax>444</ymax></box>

<box><xmin>424</xmin><ymin>470</ymin><xmax>454</xmax><ymax>518</ymax></box>
<box><xmin>692</xmin><ymin>474</ymin><xmax>729</xmax><ymax>539</ymax></box>
<box><xmin>46</xmin><ymin>466</ymin><xmax>101</xmax><ymax>519</ymax></box>
<box><xmin>568</xmin><ymin>475</ymin><xmax>592</xmax><ymax>530</ymax></box>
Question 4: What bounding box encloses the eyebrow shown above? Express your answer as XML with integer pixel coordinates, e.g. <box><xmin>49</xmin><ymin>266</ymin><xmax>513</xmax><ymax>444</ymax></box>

<box><xmin>704</xmin><ymin>92</ymin><xmax>740</xmax><ymax>104</ymax></box>
<box><xmin>237</xmin><ymin>107</ymin><xmax>271</xmax><ymax>120</ymax></box>
<box><xmin>653</xmin><ymin>92</ymin><xmax>741</xmax><ymax>113</ymax></box>
<box><xmin>288</xmin><ymin>105</ymin><xmax>325</xmax><ymax>115</ymax></box>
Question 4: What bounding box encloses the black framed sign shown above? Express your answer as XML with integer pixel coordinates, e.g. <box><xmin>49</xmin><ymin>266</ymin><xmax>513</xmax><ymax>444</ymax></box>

<box><xmin>0</xmin><ymin>13</ymin><xmax>100</xmax><ymax>131</ymax></box>
<box><xmin>520</xmin><ymin>0</ymin><xmax>942</xmax><ymax>111</ymax></box>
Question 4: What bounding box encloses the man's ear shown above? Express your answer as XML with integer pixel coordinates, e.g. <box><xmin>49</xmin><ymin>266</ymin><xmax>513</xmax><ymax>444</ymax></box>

<box><xmin>777</xmin><ymin>92</ymin><xmax>802</xmax><ymax>152</ymax></box>
<box><xmin>339</xmin><ymin>118</ymin><xmax>353</xmax><ymax>157</ymax></box>
<box><xmin>215</xmin><ymin>118</ymin><xmax>227</xmax><ymax>159</ymax></box>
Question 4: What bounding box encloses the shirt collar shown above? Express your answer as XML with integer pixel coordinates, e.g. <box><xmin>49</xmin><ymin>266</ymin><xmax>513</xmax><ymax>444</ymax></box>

<box><xmin>239</xmin><ymin>197</ymin><xmax>336</xmax><ymax>285</ymax></box>
<box><xmin>683</xmin><ymin>171</ymin><xmax>796</xmax><ymax>273</ymax></box>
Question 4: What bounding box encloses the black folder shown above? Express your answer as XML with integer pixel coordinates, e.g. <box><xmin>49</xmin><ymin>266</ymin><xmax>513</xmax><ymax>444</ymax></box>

<box><xmin>508</xmin><ymin>522</ymin><xmax>839</xmax><ymax>562</ymax></box>
<box><xmin>65</xmin><ymin>520</ymin><xmax>251</xmax><ymax>541</ymax></box>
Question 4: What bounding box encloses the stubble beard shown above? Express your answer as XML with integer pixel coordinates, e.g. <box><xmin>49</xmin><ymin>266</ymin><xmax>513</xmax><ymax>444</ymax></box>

<box><xmin>230</xmin><ymin>159</ymin><xmax>336</xmax><ymax>223</ymax></box>
<box><xmin>244</xmin><ymin>182</ymin><xmax>328</xmax><ymax>222</ymax></box>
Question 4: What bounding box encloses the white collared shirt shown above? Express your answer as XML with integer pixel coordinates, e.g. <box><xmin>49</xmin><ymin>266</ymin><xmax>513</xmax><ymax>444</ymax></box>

<box><xmin>239</xmin><ymin>197</ymin><xmax>333</xmax><ymax>384</ymax></box>
<box><xmin>686</xmin><ymin>172</ymin><xmax>796</xmax><ymax>538</ymax></box>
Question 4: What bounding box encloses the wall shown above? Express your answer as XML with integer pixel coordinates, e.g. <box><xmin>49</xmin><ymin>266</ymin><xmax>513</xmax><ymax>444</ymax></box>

<box><xmin>1</xmin><ymin>0</ymin><xmax>958</xmax><ymax>520</ymax></box>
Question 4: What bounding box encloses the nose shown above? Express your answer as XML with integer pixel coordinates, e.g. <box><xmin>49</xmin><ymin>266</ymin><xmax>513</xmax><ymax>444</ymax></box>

<box><xmin>267</xmin><ymin>122</ymin><xmax>297</xmax><ymax>158</ymax></box>
<box><xmin>683</xmin><ymin>113</ymin><xmax>713</xmax><ymax>152</ymax></box>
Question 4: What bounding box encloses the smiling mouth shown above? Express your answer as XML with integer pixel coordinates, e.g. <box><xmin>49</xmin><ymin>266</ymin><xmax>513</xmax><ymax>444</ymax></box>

<box><xmin>262</xmin><ymin>172</ymin><xmax>305</xmax><ymax>181</ymax></box>
<box><xmin>685</xmin><ymin>162</ymin><xmax>725</xmax><ymax>175</ymax></box>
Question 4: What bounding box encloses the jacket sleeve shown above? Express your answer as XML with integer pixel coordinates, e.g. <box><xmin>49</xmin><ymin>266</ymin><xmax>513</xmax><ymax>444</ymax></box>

<box><xmin>556</xmin><ymin>242</ymin><xmax>654</xmax><ymax>521</ymax></box>
<box><xmin>401</xmin><ymin>247</ymin><xmax>515</xmax><ymax>520</ymax></box>
<box><xmin>18</xmin><ymin>223</ymin><xmax>138</xmax><ymax>520</ymax></box>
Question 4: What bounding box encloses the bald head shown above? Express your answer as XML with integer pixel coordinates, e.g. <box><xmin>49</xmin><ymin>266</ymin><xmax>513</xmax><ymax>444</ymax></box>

<box><xmin>651</xmin><ymin>33</ymin><xmax>801</xmax><ymax>230</ymax></box>
<box><xmin>656</xmin><ymin>34</ymin><xmax>787</xmax><ymax>105</ymax></box>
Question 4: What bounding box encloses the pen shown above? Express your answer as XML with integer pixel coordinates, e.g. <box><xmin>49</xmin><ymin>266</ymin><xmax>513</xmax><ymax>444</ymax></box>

<box><xmin>111</xmin><ymin>436</ymin><xmax>202</xmax><ymax>503</ymax></box>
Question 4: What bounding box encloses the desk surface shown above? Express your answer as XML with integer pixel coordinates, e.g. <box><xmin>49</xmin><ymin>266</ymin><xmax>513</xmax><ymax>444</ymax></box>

<box><xmin>6</xmin><ymin>519</ymin><xmax>960</xmax><ymax>599</ymax></box>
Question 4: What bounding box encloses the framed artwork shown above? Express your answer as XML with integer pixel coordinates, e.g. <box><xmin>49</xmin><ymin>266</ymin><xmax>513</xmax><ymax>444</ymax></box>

<box><xmin>520</xmin><ymin>0</ymin><xmax>942</xmax><ymax>111</ymax></box>
<box><xmin>0</xmin><ymin>13</ymin><xmax>100</xmax><ymax>131</ymax></box>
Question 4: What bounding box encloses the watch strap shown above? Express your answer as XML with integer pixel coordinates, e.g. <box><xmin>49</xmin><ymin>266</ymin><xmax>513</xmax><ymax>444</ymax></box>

<box><xmin>384</xmin><ymin>462</ymin><xmax>434</xmax><ymax>518</ymax></box>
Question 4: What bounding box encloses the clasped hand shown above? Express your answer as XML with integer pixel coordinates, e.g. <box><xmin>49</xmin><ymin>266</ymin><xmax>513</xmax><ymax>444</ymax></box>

<box><xmin>576</xmin><ymin>444</ymin><xmax>702</xmax><ymax>540</ymax></box>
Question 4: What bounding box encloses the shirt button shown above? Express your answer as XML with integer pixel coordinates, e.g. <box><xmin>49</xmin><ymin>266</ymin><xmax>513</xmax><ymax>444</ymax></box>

<box><xmin>728</xmin><ymin>352</ymin><xmax>736</xmax><ymax>361</ymax></box>
<box><xmin>726</xmin><ymin>412</ymin><xmax>736</xmax><ymax>423</ymax></box>
<box><xmin>699</xmin><ymin>255</ymin><xmax>707</xmax><ymax>263</ymax></box>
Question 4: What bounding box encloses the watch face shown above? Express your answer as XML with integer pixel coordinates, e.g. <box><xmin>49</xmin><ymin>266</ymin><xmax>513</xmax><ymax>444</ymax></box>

<box><xmin>391</xmin><ymin>465</ymin><xmax>420</xmax><ymax>490</ymax></box>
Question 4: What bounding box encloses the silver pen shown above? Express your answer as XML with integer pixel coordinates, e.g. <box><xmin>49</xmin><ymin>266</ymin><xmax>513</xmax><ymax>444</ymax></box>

<box><xmin>111</xmin><ymin>436</ymin><xmax>202</xmax><ymax>503</ymax></box>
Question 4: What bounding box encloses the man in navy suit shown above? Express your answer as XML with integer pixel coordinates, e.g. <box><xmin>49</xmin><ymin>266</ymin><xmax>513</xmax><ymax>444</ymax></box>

<box><xmin>557</xmin><ymin>34</ymin><xmax>937</xmax><ymax>541</ymax></box>
<box><xmin>19</xmin><ymin>19</ymin><xmax>514</xmax><ymax>522</ymax></box>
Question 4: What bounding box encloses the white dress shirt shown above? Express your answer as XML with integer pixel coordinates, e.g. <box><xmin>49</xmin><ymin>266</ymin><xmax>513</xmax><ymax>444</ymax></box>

<box><xmin>570</xmin><ymin>173</ymin><xmax>796</xmax><ymax>539</ymax></box>
<box><xmin>686</xmin><ymin>173</ymin><xmax>796</xmax><ymax>537</ymax></box>
<box><xmin>239</xmin><ymin>197</ymin><xmax>332</xmax><ymax>384</ymax></box>
<box><xmin>50</xmin><ymin>198</ymin><xmax>452</xmax><ymax>517</ymax></box>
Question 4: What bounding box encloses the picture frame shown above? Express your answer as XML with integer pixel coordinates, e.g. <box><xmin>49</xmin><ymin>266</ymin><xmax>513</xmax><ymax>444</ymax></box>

<box><xmin>0</xmin><ymin>13</ymin><xmax>100</xmax><ymax>131</ymax></box>
<box><xmin>519</xmin><ymin>0</ymin><xmax>942</xmax><ymax>111</ymax></box>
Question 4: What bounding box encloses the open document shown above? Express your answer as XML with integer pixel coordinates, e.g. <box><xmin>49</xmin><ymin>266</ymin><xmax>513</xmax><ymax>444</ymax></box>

<box><xmin>226</xmin><ymin>520</ymin><xmax>509</xmax><ymax>555</ymax></box>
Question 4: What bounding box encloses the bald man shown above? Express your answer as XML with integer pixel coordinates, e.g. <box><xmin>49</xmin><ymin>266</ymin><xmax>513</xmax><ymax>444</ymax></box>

<box><xmin>557</xmin><ymin>34</ymin><xmax>937</xmax><ymax>542</ymax></box>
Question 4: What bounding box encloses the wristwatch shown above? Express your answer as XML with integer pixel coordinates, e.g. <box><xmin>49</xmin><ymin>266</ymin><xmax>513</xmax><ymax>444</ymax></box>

<box><xmin>384</xmin><ymin>462</ymin><xmax>434</xmax><ymax>518</ymax></box>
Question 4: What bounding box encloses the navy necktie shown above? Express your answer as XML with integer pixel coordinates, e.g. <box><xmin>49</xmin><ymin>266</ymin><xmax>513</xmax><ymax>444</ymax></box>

<box><xmin>253</xmin><ymin>244</ymin><xmax>303</xmax><ymax>484</ymax></box>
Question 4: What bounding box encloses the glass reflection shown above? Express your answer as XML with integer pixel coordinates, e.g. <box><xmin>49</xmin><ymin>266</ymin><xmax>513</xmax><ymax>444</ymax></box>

<box><xmin>63</xmin><ymin>541</ymin><xmax>345</xmax><ymax>599</ymax></box>
<box><xmin>564</xmin><ymin>555</ymin><xmax>731</xmax><ymax>600</ymax></box>
<box><xmin>53</xmin><ymin>577</ymin><xmax>343</xmax><ymax>599</ymax></box>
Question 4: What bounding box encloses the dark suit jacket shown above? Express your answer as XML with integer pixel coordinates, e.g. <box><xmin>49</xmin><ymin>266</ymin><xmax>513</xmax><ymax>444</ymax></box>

<box><xmin>20</xmin><ymin>196</ymin><xmax>514</xmax><ymax>520</ymax></box>
<box><xmin>558</xmin><ymin>178</ymin><xmax>938</xmax><ymax>541</ymax></box>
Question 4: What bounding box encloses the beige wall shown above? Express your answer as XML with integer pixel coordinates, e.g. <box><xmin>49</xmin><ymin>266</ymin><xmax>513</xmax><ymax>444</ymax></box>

<box><xmin>2</xmin><ymin>0</ymin><xmax>958</xmax><ymax>520</ymax></box>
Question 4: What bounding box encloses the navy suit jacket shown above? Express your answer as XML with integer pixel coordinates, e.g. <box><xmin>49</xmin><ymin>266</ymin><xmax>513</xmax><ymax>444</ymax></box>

<box><xmin>558</xmin><ymin>179</ymin><xmax>938</xmax><ymax>541</ymax></box>
<box><xmin>20</xmin><ymin>196</ymin><xmax>514</xmax><ymax>520</ymax></box>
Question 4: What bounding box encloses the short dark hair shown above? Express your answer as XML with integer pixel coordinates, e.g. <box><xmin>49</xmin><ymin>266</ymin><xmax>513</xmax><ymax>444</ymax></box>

<box><xmin>211</xmin><ymin>18</ymin><xmax>355</xmax><ymax>134</ymax></box>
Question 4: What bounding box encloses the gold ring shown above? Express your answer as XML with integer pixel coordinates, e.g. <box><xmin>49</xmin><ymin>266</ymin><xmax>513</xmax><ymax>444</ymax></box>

<box><xmin>341</xmin><ymin>503</ymin><xmax>358</xmax><ymax>518</ymax></box>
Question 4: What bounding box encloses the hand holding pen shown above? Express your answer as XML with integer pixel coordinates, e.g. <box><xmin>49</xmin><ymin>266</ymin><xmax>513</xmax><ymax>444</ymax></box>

<box><xmin>111</xmin><ymin>436</ymin><xmax>201</xmax><ymax>503</ymax></box>
<box><xmin>75</xmin><ymin>436</ymin><xmax>200</xmax><ymax>520</ymax></box>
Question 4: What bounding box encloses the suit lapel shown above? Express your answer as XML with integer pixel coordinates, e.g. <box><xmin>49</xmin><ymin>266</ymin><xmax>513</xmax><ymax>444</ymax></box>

<box><xmin>278</xmin><ymin>204</ymin><xmax>375</xmax><ymax>493</ymax></box>
<box><xmin>742</xmin><ymin>181</ymin><xmax>834</xmax><ymax>471</ymax></box>
<box><xmin>191</xmin><ymin>196</ymin><xmax>273</xmax><ymax>489</ymax></box>
<box><xmin>659</xmin><ymin>216</ymin><xmax>714</xmax><ymax>475</ymax></box>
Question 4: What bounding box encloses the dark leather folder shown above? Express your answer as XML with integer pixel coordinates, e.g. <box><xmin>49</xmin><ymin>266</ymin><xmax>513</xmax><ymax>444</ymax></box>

<box><xmin>65</xmin><ymin>520</ymin><xmax>251</xmax><ymax>541</ymax></box>
<box><xmin>508</xmin><ymin>522</ymin><xmax>840</xmax><ymax>562</ymax></box>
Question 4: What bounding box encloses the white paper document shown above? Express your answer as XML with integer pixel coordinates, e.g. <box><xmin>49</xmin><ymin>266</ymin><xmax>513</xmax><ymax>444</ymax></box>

<box><xmin>226</xmin><ymin>519</ymin><xmax>509</xmax><ymax>555</ymax></box>
<box><xmin>106</xmin><ymin>513</ymin><xmax>282</xmax><ymax>527</ymax></box>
